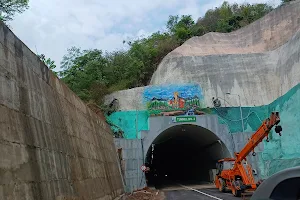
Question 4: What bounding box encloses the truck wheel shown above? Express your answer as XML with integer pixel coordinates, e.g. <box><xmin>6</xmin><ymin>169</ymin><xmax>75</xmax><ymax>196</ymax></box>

<box><xmin>233</xmin><ymin>189</ymin><xmax>242</xmax><ymax>197</ymax></box>
<box><xmin>218</xmin><ymin>178</ymin><xmax>226</xmax><ymax>192</ymax></box>
<box><xmin>232</xmin><ymin>180</ymin><xmax>243</xmax><ymax>197</ymax></box>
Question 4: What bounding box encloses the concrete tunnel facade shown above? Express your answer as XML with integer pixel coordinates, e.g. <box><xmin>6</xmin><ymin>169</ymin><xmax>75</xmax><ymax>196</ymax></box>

<box><xmin>141</xmin><ymin>115</ymin><xmax>234</xmax><ymax>185</ymax></box>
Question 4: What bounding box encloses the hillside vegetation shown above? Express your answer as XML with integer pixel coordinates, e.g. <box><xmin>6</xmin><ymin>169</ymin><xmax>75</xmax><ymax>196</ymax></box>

<box><xmin>57</xmin><ymin>1</ymin><xmax>279</xmax><ymax>110</ymax></box>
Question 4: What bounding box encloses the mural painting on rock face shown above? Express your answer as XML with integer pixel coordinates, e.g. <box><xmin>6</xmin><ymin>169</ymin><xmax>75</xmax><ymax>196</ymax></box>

<box><xmin>143</xmin><ymin>84</ymin><xmax>210</xmax><ymax>116</ymax></box>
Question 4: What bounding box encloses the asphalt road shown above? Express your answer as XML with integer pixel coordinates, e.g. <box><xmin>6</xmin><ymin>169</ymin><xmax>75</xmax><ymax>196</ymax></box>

<box><xmin>165</xmin><ymin>187</ymin><xmax>242</xmax><ymax>200</ymax></box>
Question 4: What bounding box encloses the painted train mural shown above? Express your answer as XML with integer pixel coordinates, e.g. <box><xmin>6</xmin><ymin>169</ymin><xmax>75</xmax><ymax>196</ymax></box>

<box><xmin>143</xmin><ymin>84</ymin><xmax>210</xmax><ymax>116</ymax></box>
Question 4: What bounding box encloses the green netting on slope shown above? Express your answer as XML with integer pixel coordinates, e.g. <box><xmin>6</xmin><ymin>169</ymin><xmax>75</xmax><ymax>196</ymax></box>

<box><xmin>107</xmin><ymin>111</ymin><xmax>149</xmax><ymax>139</ymax></box>
<box><xmin>209</xmin><ymin>92</ymin><xmax>300</xmax><ymax>178</ymax></box>
<box><xmin>258</xmin><ymin>156</ymin><xmax>300</xmax><ymax>179</ymax></box>
<box><xmin>259</xmin><ymin>84</ymin><xmax>300</xmax><ymax>177</ymax></box>
<box><xmin>244</xmin><ymin>84</ymin><xmax>300</xmax><ymax>178</ymax></box>
<box><xmin>213</xmin><ymin>106</ymin><xmax>268</xmax><ymax>134</ymax></box>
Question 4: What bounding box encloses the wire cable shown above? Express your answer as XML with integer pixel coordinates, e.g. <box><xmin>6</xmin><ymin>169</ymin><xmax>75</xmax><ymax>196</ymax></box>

<box><xmin>213</xmin><ymin>107</ymin><xmax>252</xmax><ymax>121</ymax></box>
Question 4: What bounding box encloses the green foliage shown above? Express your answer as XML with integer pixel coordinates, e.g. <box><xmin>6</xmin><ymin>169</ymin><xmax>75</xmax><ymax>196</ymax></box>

<box><xmin>281</xmin><ymin>0</ymin><xmax>294</xmax><ymax>3</ymax></box>
<box><xmin>60</xmin><ymin>47</ymin><xmax>83</xmax><ymax>70</ymax></box>
<box><xmin>59</xmin><ymin>1</ymin><xmax>275</xmax><ymax>109</ymax></box>
<box><xmin>126</xmin><ymin>31</ymin><xmax>179</xmax><ymax>85</ymax></box>
<box><xmin>196</xmin><ymin>1</ymin><xmax>273</xmax><ymax>33</ymax></box>
<box><xmin>0</xmin><ymin>0</ymin><xmax>29</xmax><ymax>22</ymax></box>
<box><xmin>38</xmin><ymin>54</ymin><xmax>57</xmax><ymax>75</ymax></box>
<box><xmin>60</xmin><ymin>49</ymin><xmax>109</xmax><ymax>104</ymax></box>
<box><xmin>167</xmin><ymin>15</ymin><xmax>195</xmax><ymax>43</ymax></box>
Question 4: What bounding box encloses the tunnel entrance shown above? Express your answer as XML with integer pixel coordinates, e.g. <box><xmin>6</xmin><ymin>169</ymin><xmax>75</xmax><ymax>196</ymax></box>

<box><xmin>145</xmin><ymin>124</ymin><xmax>231</xmax><ymax>188</ymax></box>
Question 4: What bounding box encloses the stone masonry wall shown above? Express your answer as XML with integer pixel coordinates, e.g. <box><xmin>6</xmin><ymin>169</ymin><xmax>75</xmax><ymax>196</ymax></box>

<box><xmin>0</xmin><ymin>22</ymin><xmax>123</xmax><ymax>200</ymax></box>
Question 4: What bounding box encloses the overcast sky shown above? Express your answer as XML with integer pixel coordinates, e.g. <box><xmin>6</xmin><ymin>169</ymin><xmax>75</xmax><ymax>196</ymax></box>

<box><xmin>10</xmin><ymin>0</ymin><xmax>280</xmax><ymax>68</ymax></box>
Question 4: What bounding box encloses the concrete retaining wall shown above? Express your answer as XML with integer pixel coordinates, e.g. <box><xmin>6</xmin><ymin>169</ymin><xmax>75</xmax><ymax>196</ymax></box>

<box><xmin>0</xmin><ymin>22</ymin><xmax>123</xmax><ymax>199</ymax></box>
<box><xmin>114</xmin><ymin>139</ymin><xmax>146</xmax><ymax>192</ymax></box>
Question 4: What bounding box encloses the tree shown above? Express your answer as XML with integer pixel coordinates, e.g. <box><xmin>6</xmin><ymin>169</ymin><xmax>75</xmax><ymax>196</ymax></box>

<box><xmin>105</xmin><ymin>50</ymin><xmax>141</xmax><ymax>90</ymax></box>
<box><xmin>166</xmin><ymin>15</ymin><xmax>179</xmax><ymax>33</ymax></box>
<box><xmin>190</xmin><ymin>24</ymin><xmax>206</xmax><ymax>36</ymax></box>
<box><xmin>167</xmin><ymin>15</ymin><xmax>195</xmax><ymax>43</ymax></box>
<box><xmin>58</xmin><ymin>1</ymin><xmax>275</xmax><ymax>109</ymax></box>
<box><xmin>127</xmin><ymin>31</ymin><xmax>179</xmax><ymax>85</ymax></box>
<box><xmin>196</xmin><ymin>2</ymin><xmax>273</xmax><ymax>33</ymax></box>
<box><xmin>60</xmin><ymin>49</ymin><xmax>109</xmax><ymax>104</ymax></box>
<box><xmin>197</xmin><ymin>9</ymin><xmax>221</xmax><ymax>33</ymax></box>
<box><xmin>0</xmin><ymin>0</ymin><xmax>29</xmax><ymax>22</ymax></box>
<box><xmin>60</xmin><ymin>46</ymin><xmax>82</xmax><ymax>70</ymax></box>
<box><xmin>219</xmin><ymin>1</ymin><xmax>233</xmax><ymax>19</ymax></box>
<box><xmin>38</xmin><ymin>54</ymin><xmax>57</xmax><ymax>75</ymax></box>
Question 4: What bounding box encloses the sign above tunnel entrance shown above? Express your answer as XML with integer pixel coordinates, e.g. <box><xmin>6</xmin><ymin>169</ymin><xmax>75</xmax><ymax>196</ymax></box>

<box><xmin>172</xmin><ymin>116</ymin><xmax>196</xmax><ymax>123</ymax></box>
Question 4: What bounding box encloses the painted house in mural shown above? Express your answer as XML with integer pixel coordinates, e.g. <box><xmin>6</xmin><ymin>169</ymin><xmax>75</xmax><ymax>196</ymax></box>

<box><xmin>168</xmin><ymin>92</ymin><xmax>185</xmax><ymax>108</ymax></box>
<box><xmin>143</xmin><ymin>84</ymin><xmax>209</xmax><ymax>116</ymax></box>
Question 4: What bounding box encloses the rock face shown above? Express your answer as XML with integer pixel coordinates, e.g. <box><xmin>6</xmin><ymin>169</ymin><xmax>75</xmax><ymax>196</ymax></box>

<box><xmin>150</xmin><ymin>1</ymin><xmax>300</xmax><ymax>107</ymax></box>
<box><xmin>167</xmin><ymin>2</ymin><xmax>300</xmax><ymax>57</ymax></box>
<box><xmin>0</xmin><ymin>22</ymin><xmax>123</xmax><ymax>199</ymax></box>
<box><xmin>106</xmin><ymin>1</ymin><xmax>300</xmax><ymax>109</ymax></box>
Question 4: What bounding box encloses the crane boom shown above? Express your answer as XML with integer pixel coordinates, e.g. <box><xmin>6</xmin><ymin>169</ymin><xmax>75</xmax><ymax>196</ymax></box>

<box><xmin>234</xmin><ymin>112</ymin><xmax>281</xmax><ymax>164</ymax></box>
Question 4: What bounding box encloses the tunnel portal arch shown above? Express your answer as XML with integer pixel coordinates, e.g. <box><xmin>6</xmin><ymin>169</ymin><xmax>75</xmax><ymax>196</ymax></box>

<box><xmin>142</xmin><ymin>115</ymin><xmax>234</xmax><ymax>185</ymax></box>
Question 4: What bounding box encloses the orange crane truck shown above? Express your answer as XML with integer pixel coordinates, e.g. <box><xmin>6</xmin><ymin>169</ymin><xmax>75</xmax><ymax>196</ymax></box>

<box><xmin>215</xmin><ymin>111</ymin><xmax>282</xmax><ymax>197</ymax></box>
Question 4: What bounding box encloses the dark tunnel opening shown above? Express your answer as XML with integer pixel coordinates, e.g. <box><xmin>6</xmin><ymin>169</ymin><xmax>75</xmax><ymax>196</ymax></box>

<box><xmin>145</xmin><ymin>124</ymin><xmax>231</xmax><ymax>188</ymax></box>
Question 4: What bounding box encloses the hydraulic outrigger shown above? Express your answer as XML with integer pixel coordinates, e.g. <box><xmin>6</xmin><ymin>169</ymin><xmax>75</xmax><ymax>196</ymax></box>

<box><xmin>215</xmin><ymin>112</ymin><xmax>283</xmax><ymax>197</ymax></box>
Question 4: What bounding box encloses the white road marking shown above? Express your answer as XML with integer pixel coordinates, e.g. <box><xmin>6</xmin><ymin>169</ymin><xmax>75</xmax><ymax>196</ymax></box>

<box><xmin>206</xmin><ymin>188</ymin><xmax>232</xmax><ymax>196</ymax></box>
<box><xmin>180</xmin><ymin>185</ymin><xmax>224</xmax><ymax>200</ymax></box>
